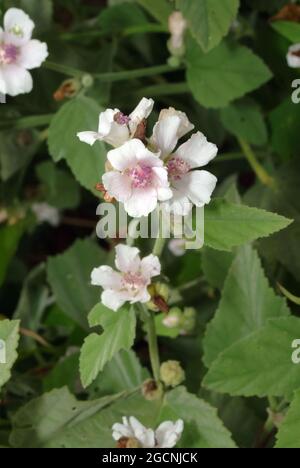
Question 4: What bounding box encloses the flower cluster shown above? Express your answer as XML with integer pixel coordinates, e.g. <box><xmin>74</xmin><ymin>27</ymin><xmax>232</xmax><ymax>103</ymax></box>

<box><xmin>112</xmin><ymin>416</ymin><xmax>184</xmax><ymax>448</ymax></box>
<box><xmin>0</xmin><ymin>8</ymin><xmax>48</xmax><ymax>97</ymax></box>
<box><xmin>78</xmin><ymin>98</ymin><xmax>218</xmax><ymax>218</ymax></box>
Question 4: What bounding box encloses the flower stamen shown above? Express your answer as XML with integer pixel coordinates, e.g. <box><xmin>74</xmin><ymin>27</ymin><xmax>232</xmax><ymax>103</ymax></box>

<box><xmin>167</xmin><ymin>157</ymin><xmax>190</xmax><ymax>182</ymax></box>
<box><xmin>0</xmin><ymin>43</ymin><xmax>19</xmax><ymax>65</ymax></box>
<box><xmin>128</xmin><ymin>164</ymin><xmax>153</xmax><ymax>189</ymax></box>
<box><xmin>114</xmin><ymin>112</ymin><xmax>131</xmax><ymax>126</ymax></box>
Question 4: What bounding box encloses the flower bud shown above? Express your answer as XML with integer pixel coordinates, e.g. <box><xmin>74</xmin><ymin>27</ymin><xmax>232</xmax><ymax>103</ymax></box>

<box><xmin>142</xmin><ymin>379</ymin><xmax>163</xmax><ymax>401</ymax></box>
<box><xmin>117</xmin><ymin>437</ymin><xmax>141</xmax><ymax>448</ymax></box>
<box><xmin>181</xmin><ymin>307</ymin><xmax>196</xmax><ymax>333</ymax></box>
<box><xmin>160</xmin><ymin>360</ymin><xmax>185</xmax><ymax>388</ymax></box>
<box><xmin>162</xmin><ymin>307</ymin><xmax>182</xmax><ymax>329</ymax></box>
<box><xmin>147</xmin><ymin>283</ymin><xmax>170</xmax><ymax>313</ymax></box>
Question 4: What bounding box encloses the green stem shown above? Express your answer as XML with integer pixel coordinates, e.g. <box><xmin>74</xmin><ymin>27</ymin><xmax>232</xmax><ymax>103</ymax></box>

<box><xmin>60</xmin><ymin>23</ymin><xmax>167</xmax><ymax>41</ymax></box>
<box><xmin>0</xmin><ymin>114</ymin><xmax>53</xmax><ymax>130</ymax></box>
<box><xmin>123</xmin><ymin>24</ymin><xmax>168</xmax><ymax>37</ymax></box>
<box><xmin>43</xmin><ymin>61</ymin><xmax>86</xmax><ymax>78</ymax></box>
<box><xmin>137</xmin><ymin>82</ymin><xmax>188</xmax><ymax>98</ymax></box>
<box><xmin>140</xmin><ymin>304</ymin><xmax>161</xmax><ymax>382</ymax></box>
<box><xmin>238</xmin><ymin>138</ymin><xmax>277</xmax><ymax>190</ymax></box>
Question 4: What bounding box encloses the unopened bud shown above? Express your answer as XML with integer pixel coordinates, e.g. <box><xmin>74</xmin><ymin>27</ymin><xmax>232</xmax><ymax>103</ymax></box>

<box><xmin>117</xmin><ymin>437</ymin><xmax>141</xmax><ymax>448</ymax></box>
<box><xmin>160</xmin><ymin>360</ymin><xmax>185</xmax><ymax>388</ymax></box>
<box><xmin>53</xmin><ymin>78</ymin><xmax>81</xmax><ymax>101</ymax></box>
<box><xmin>147</xmin><ymin>283</ymin><xmax>170</xmax><ymax>312</ymax></box>
<box><xmin>81</xmin><ymin>74</ymin><xmax>94</xmax><ymax>88</ymax></box>
<box><xmin>142</xmin><ymin>379</ymin><xmax>163</xmax><ymax>401</ymax></box>
<box><xmin>181</xmin><ymin>307</ymin><xmax>196</xmax><ymax>333</ymax></box>
<box><xmin>162</xmin><ymin>307</ymin><xmax>182</xmax><ymax>329</ymax></box>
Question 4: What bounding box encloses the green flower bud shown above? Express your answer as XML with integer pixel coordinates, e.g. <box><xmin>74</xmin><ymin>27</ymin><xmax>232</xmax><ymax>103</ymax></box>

<box><xmin>162</xmin><ymin>307</ymin><xmax>183</xmax><ymax>329</ymax></box>
<box><xmin>160</xmin><ymin>360</ymin><xmax>185</xmax><ymax>388</ymax></box>
<box><xmin>147</xmin><ymin>283</ymin><xmax>170</xmax><ymax>312</ymax></box>
<box><xmin>182</xmin><ymin>307</ymin><xmax>196</xmax><ymax>333</ymax></box>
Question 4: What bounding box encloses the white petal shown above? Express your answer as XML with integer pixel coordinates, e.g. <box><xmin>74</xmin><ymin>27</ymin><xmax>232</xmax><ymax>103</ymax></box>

<box><xmin>175</xmin><ymin>132</ymin><xmax>218</xmax><ymax>169</ymax></box>
<box><xmin>77</xmin><ymin>131</ymin><xmax>102</xmax><ymax>146</ymax></box>
<box><xmin>141</xmin><ymin>254</ymin><xmax>161</xmax><ymax>278</ymax></box>
<box><xmin>125</xmin><ymin>187</ymin><xmax>158</xmax><ymax>218</ymax></box>
<box><xmin>287</xmin><ymin>44</ymin><xmax>300</xmax><ymax>68</ymax></box>
<box><xmin>115</xmin><ymin>244</ymin><xmax>141</xmax><ymax>273</ymax></box>
<box><xmin>152</xmin><ymin>167</ymin><xmax>173</xmax><ymax>201</ymax></box>
<box><xmin>0</xmin><ymin>68</ymin><xmax>7</xmax><ymax>95</ymax></box>
<box><xmin>129</xmin><ymin>97</ymin><xmax>154</xmax><ymax>134</ymax></box>
<box><xmin>18</xmin><ymin>39</ymin><xmax>48</xmax><ymax>69</ymax></box>
<box><xmin>107</xmin><ymin>140</ymin><xmax>143</xmax><ymax>171</ymax></box>
<box><xmin>163</xmin><ymin>188</ymin><xmax>192</xmax><ymax>216</ymax></box>
<box><xmin>155</xmin><ymin>419</ymin><xmax>184</xmax><ymax>448</ymax></box>
<box><xmin>151</xmin><ymin>115</ymin><xmax>181</xmax><ymax>157</ymax></box>
<box><xmin>101</xmin><ymin>289</ymin><xmax>127</xmax><ymax>311</ymax></box>
<box><xmin>131</xmin><ymin>287</ymin><xmax>152</xmax><ymax>304</ymax></box>
<box><xmin>176</xmin><ymin>170</ymin><xmax>217</xmax><ymax>207</ymax></box>
<box><xmin>102</xmin><ymin>171</ymin><xmax>132</xmax><ymax>203</ymax></box>
<box><xmin>4</xmin><ymin>8</ymin><xmax>34</xmax><ymax>45</ymax></box>
<box><xmin>112</xmin><ymin>423</ymin><xmax>133</xmax><ymax>441</ymax></box>
<box><xmin>1</xmin><ymin>64</ymin><xmax>32</xmax><ymax>96</ymax></box>
<box><xmin>91</xmin><ymin>266</ymin><xmax>122</xmax><ymax>289</ymax></box>
<box><xmin>157</xmin><ymin>187</ymin><xmax>173</xmax><ymax>201</ymax></box>
<box><xmin>130</xmin><ymin>417</ymin><xmax>156</xmax><ymax>448</ymax></box>
<box><xmin>98</xmin><ymin>108</ymin><xmax>130</xmax><ymax>147</ymax></box>
<box><xmin>168</xmin><ymin>239</ymin><xmax>186</xmax><ymax>257</ymax></box>
<box><xmin>159</xmin><ymin>107</ymin><xmax>194</xmax><ymax>139</ymax></box>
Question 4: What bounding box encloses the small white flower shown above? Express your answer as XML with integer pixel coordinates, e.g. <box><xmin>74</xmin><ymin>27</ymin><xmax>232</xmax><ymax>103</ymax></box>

<box><xmin>168</xmin><ymin>239</ymin><xmax>186</xmax><ymax>257</ymax></box>
<box><xmin>151</xmin><ymin>112</ymin><xmax>218</xmax><ymax>216</ymax></box>
<box><xmin>112</xmin><ymin>416</ymin><xmax>184</xmax><ymax>448</ymax></box>
<box><xmin>91</xmin><ymin>244</ymin><xmax>161</xmax><ymax>312</ymax></box>
<box><xmin>287</xmin><ymin>44</ymin><xmax>300</xmax><ymax>68</ymax></box>
<box><xmin>31</xmin><ymin>203</ymin><xmax>60</xmax><ymax>227</ymax></box>
<box><xmin>0</xmin><ymin>8</ymin><xmax>48</xmax><ymax>97</ymax></box>
<box><xmin>77</xmin><ymin>97</ymin><xmax>154</xmax><ymax>148</ymax></box>
<box><xmin>168</xmin><ymin>11</ymin><xmax>187</xmax><ymax>52</ymax></box>
<box><xmin>102</xmin><ymin>139</ymin><xmax>172</xmax><ymax>218</ymax></box>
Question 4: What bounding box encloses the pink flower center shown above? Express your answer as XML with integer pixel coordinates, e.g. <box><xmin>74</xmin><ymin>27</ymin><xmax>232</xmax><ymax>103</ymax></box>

<box><xmin>122</xmin><ymin>272</ymin><xmax>146</xmax><ymax>292</ymax></box>
<box><xmin>167</xmin><ymin>157</ymin><xmax>190</xmax><ymax>182</ymax></box>
<box><xmin>0</xmin><ymin>43</ymin><xmax>19</xmax><ymax>65</ymax></box>
<box><xmin>128</xmin><ymin>164</ymin><xmax>153</xmax><ymax>189</ymax></box>
<box><xmin>114</xmin><ymin>112</ymin><xmax>131</xmax><ymax>126</ymax></box>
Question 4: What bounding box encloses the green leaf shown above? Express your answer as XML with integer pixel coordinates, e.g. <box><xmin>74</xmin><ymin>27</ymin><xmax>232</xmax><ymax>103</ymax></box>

<box><xmin>202</xmin><ymin>247</ymin><xmax>234</xmax><ymax>289</ymax></box>
<box><xmin>43</xmin><ymin>352</ymin><xmax>80</xmax><ymax>393</ymax></box>
<box><xmin>203</xmin><ymin>245</ymin><xmax>290</xmax><ymax>367</ymax></box>
<box><xmin>271</xmin><ymin>20</ymin><xmax>300</xmax><ymax>43</ymax></box>
<box><xmin>177</xmin><ymin>0</ymin><xmax>240</xmax><ymax>52</ymax></box>
<box><xmin>99</xmin><ymin>2</ymin><xmax>148</xmax><ymax>34</ymax></box>
<box><xmin>161</xmin><ymin>387</ymin><xmax>237</xmax><ymax>448</ymax></box>
<box><xmin>48</xmin><ymin>96</ymin><xmax>106</xmax><ymax>193</ymax></box>
<box><xmin>136</xmin><ymin>0</ymin><xmax>172</xmax><ymax>26</ymax></box>
<box><xmin>204</xmin><ymin>198</ymin><xmax>292</xmax><ymax>251</ymax></box>
<box><xmin>270</xmin><ymin>98</ymin><xmax>300</xmax><ymax>160</ymax></box>
<box><xmin>186</xmin><ymin>38</ymin><xmax>272</xmax><ymax>108</ymax></box>
<box><xmin>220</xmin><ymin>99</ymin><xmax>268</xmax><ymax>146</ymax></box>
<box><xmin>80</xmin><ymin>304</ymin><xmax>136</xmax><ymax>388</ymax></box>
<box><xmin>88</xmin><ymin>349</ymin><xmax>149</xmax><ymax>397</ymax></box>
<box><xmin>0</xmin><ymin>222</ymin><xmax>24</xmax><ymax>286</ymax></box>
<box><xmin>0</xmin><ymin>320</ymin><xmax>20</xmax><ymax>390</ymax></box>
<box><xmin>36</xmin><ymin>161</ymin><xmax>80</xmax><ymax>210</ymax></box>
<box><xmin>203</xmin><ymin>316</ymin><xmax>300</xmax><ymax>398</ymax></box>
<box><xmin>276</xmin><ymin>390</ymin><xmax>300</xmax><ymax>448</ymax></box>
<box><xmin>9</xmin><ymin>387</ymin><xmax>127</xmax><ymax>448</ymax></box>
<box><xmin>47</xmin><ymin>239</ymin><xmax>107</xmax><ymax>330</ymax></box>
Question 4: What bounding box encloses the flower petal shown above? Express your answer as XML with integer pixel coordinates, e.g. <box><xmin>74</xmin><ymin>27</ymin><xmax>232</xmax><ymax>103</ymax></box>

<box><xmin>151</xmin><ymin>115</ymin><xmax>181</xmax><ymax>157</ymax></box>
<box><xmin>130</xmin><ymin>417</ymin><xmax>156</xmax><ymax>448</ymax></box>
<box><xmin>77</xmin><ymin>131</ymin><xmax>102</xmax><ymax>146</ymax></box>
<box><xmin>163</xmin><ymin>188</ymin><xmax>192</xmax><ymax>216</ymax></box>
<box><xmin>101</xmin><ymin>289</ymin><xmax>127</xmax><ymax>312</ymax></box>
<box><xmin>175</xmin><ymin>132</ymin><xmax>218</xmax><ymax>169</ymax></box>
<box><xmin>287</xmin><ymin>44</ymin><xmax>300</xmax><ymax>68</ymax></box>
<box><xmin>1</xmin><ymin>64</ymin><xmax>32</xmax><ymax>96</ymax></box>
<box><xmin>107</xmin><ymin>139</ymin><xmax>143</xmax><ymax>171</ymax></box>
<box><xmin>18</xmin><ymin>39</ymin><xmax>48</xmax><ymax>69</ymax></box>
<box><xmin>102</xmin><ymin>171</ymin><xmax>132</xmax><ymax>202</ymax></box>
<box><xmin>115</xmin><ymin>244</ymin><xmax>141</xmax><ymax>273</ymax></box>
<box><xmin>176</xmin><ymin>170</ymin><xmax>217</xmax><ymax>207</ymax></box>
<box><xmin>4</xmin><ymin>8</ymin><xmax>34</xmax><ymax>45</ymax></box>
<box><xmin>155</xmin><ymin>419</ymin><xmax>184</xmax><ymax>448</ymax></box>
<box><xmin>91</xmin><ymin>265</ymin><xmax>122</xmax><ymax>289</ymax></box>
<box><xmin>98</xmin><ymin>108</ymin><xmax>130</xmax><ymax>147</ymax></box>
<box><xmin>141</xmin><ymin>254</ymin><xmax>161</xmax><ymax>278</ymax></box>
<box><xmin>125</xmin><ymin>187</ymin><xmax>158</xmax><ymax>218</ymax></box>
<box><xmin>129</xmin><ymin>97</ymin><xmax>154</xmax><ymax>133</ymax></box>
<box><xmin>159</xmin><ymin>107</ymin><xmax>194</xmax><ymax>139</ymax></box>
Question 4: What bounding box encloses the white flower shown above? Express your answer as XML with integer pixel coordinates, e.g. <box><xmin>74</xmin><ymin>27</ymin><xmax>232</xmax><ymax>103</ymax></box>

<box><xmin>77</xmin><ymin>97</ymin><xmax>154</xmax><ymax>148</ymax></box>
<box><xmin>0</xmin><ymin>8</ymin><xmax>48</xmax><ymax>96</ymax></box>
<box><xmin>31</xmin><ymin>203</ymin><xmax>60</xmax><ymax>227</ymax></box>
<box><xmin>168</xmin><ymin>239</ymin><xmax>186</xmax><ymax>257</ymax></box>
<box><xmin>151</xmin><ymin>112</ymin><xmax>218</xmax><ymax>215</ymax></box>
<box><xmin>168</xmin><ymin>11</ymin><xmax>187</xmax><ymax>52</ymax></box>
<box><xmin>112</xmin><ymin>416</ymin><xmax>184</xmax><ymax>448</ymax></box>
<box><xmin>287</xmin><ymin>44</ymin><xmax>300</xmax><ymax>68</ymax></box>
<box><xmin>102</xmin><ymin>139</ymin><xmax>172</xmax><ymax>218</ymax></box>
<box><xmin>91</xmin><ymin>244</ymin><xmax>161</xmax><ymax>312</ymax></box>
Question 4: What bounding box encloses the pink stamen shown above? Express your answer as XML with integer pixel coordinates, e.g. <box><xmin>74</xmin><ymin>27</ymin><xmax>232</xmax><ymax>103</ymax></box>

<box><xmin>0</xmin><ymin>43</ymin><xmax>19</xmax><ymax>65</ymax></box>
<box><xmin>167</xmin><ymin>157</ymin><xmax>190</xmax><ymax>181</ymax></box>
<box><xmin>122</xmin><ymin>272</ymin><xmax>146</xmax><ymax>292</ymax></box>
<box><xmin>128</xmin><ymin>164</ymin><xmax>153</xmax><ymax>189</ymax></box>
<box><xmin>114</xmin><ymin>112</ymin><xmax>131</xmax><ymax>126</ymax></box>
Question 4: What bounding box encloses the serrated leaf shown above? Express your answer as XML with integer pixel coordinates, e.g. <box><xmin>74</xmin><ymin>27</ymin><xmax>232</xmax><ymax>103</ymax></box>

<box><xmin>177</xmin><ymin>0</ymin><xmax>239</xmax><ymax>52</ymax></box>
<box><xmin>48</xmin><ymin>96</ymin><xmax>106</xmax><ymax>193</ymax></box>
<box><xmin>202</xmin><ymin>247</ymin><xmax>234</xmax><ymax>289</ymax></box>
<box><xmin>160</xmin><ymin>387</ymin><xmax>237</xmax><ymax>448</ymax></box>
<box><xmin>270</xmin><ymin>98</ymin><xmax>300</xmax><ymax>160</ymax></box>
<box><xmin>204</xmin><ymin>316</ymin><xmax>300</xmax><ymax>398</ymax></box>
<box><xmin>136</xmin><ymin>0</ymin><xmax>172</xmax><ymax>26</ymax></box>
<box><xmin>47</xmin><ymin>239</ymin><xmax>107</xmax><ymax>330</ymax></box>
<box><xmin>271</xmin><ymin>20</ymin><xmax>300</xmax><ymax>43</ymax></box>
<box><xmin>0</xmin><ymin>222</ymin><xmax>24</xmax><ymax>287</ymax></box>
<box><xmin>80</xmin><ymin>304</ymin><xmax>136</xmax><ymax>388</ymax></box>
<box><xmin>203</xmin><ymin>245</ymin><xmax>290</xmax><ymax>367</ymax></box>
<box><xmin>0</xmin><ymin>320</ymin><xmax>20</xmax><ymax>390</ymax></box>
<box><xmin>276</xmin><ymin>390</ymin><xmax>300</xmax><ymax>448</ymax></box>
<box><xmin>186</xmin><ymin>39</ymin><xmax>272</xmax><ymax>108</ymax></box>
<box><xmin>220</xmin><ymin>99</ymin><xmax>268</xmax><ymax>146</ymax></box>
<box><xmin>204</xmin><ymin>198</ymin><xmax>292</xmax><ymax>251</ymax></box>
